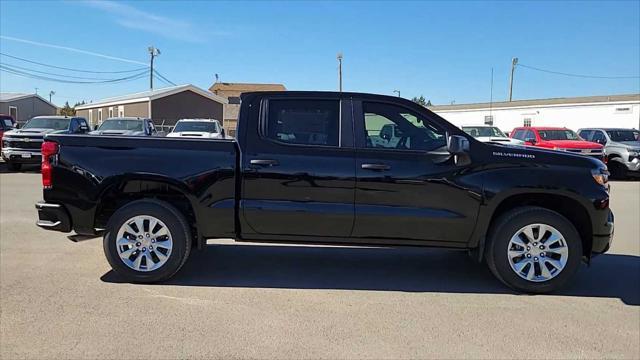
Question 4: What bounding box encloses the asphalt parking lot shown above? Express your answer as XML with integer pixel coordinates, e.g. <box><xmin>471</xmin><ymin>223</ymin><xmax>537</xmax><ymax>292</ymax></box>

<box><xmin>1</xmin><ymin>163</ymin><xmax>639</xmax><ymax>359</ymax></box>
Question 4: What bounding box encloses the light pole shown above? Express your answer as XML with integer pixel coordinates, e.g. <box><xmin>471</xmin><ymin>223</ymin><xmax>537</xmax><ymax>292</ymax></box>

<box><xmin>393</xmin><ymin>90</ymin><xmax>401</xmax><ymax>97</ymax></box>
<box><xmin>337</xmin><ymin>52</ymin><xmax>343</xmax><ymax>92</ymax></box>
<box><xmin>148</xmin><ymin>46</ymin><xmax>161</xmax><ymax>90</ymax></box>
<box><xmin>508</xmin><ymin>57</ymin><xmax>518</xmax><ymax>101</ymax></box>
<box><xmin>49</xmin><ymin>91</ymin><xmax>55</xmax><ymax>103</ymax></box>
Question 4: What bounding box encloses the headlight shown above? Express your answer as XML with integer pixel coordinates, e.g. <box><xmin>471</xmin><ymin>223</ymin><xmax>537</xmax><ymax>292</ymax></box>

<box><xmin>592</xmin><ymin>168</ymin><xmax>609</xmax><ymax>186</ymax></box>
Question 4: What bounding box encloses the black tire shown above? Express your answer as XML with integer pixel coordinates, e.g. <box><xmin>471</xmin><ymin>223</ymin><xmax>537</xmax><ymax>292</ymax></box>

<box><xmin>7</xmin><ymin>162</ymin><xmax>21</xmax><ymax>171</ymax></box>
<box><xmin>103</xmin><ymin>199</ymin><xmax>192</xmax><ymax>283</ymax></box>
<box><xmin>485</xmin><ymin>206</ymin><xmax>582</xmax><ymax>294</ymax></box>
<box><xmin>608</xmin><ymin>161</ymin><xmax>627</xmax><ymax>180</ymax></box>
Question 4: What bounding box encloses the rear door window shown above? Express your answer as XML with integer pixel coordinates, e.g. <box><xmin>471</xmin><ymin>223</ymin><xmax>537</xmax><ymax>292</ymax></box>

<box><xmin>266</xmin><ymin>99</ymin><xmax>340</xmax><ymax>146</ymax></box>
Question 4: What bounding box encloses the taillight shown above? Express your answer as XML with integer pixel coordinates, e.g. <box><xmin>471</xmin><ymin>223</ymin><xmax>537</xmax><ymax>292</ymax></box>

<box><xmin>41</xmin><ymin>141</ymin><xmax>59</xmax><ymax>188</ymax></box>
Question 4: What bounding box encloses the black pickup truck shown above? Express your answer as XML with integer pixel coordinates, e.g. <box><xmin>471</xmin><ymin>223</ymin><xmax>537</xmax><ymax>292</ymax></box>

<box><xmin>36</xmin><ymin>91</ymin><xmax>614</xmax><ymax>293</ymax></box>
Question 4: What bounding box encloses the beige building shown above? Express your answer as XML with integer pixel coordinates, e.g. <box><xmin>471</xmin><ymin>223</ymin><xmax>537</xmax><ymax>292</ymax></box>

<box><xmin>76</xmin><ymin>84</ymin><xmax>227</xmax><ymax>129</ymax></box>
<box><xmin>209</xmin><ymin>82</ymin><xmax>286</xmax><ymax>136</ymax></box>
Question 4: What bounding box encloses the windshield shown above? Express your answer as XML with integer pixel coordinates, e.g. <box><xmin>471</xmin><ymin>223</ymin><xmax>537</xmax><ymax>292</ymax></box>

<box><xmin>23</xmin><ymin>117</ymin><xmax>70</xmax><ymax>130</ymax></box>
<box><xmin>606</xmin><ymin>130</ymin><xmax>639</xmax><ymax>142</ymax></box>
<box><xmin>98</xmin><ymin>119</ymin><xmax>143</xmax><ymax>131</ymax></box>
<box><xmin>173</xmin><ymin>121</ymin><xmax>218</xmax><ymax>133</ymax></box>
<box><xmin>538</xmin><ymin>129</ymin><xmax>579</xmax><ymax>140</ymax></box>
<box><xmin>2</xmin><ymin>118</ymin><xmax>14</xmax><ymax>128</ymax></box>
<box><xmin>462</xmin><ymin>126</ymin><xmax>506</xmax><ymax>138</ymax></box>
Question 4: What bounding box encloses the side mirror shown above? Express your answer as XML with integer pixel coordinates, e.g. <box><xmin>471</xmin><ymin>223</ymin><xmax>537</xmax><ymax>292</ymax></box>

<box><xmin>15</xmin><ymin>123</ymin><xmax>21</xmax><ymax>129</ymax></box>
<box><xmin>221</xmin><ymin>128</ymin><xmax>226</xmax><ymax>138</ymax></box>
<box><xmin>596</xmin><ymin>139</ymin><xmax>606</xmax><ymax>145</ymax></box>
<box><xmin>447</xmin><ymin>135</ymin><xmax>469</xmax><ymax>154</ymax></box>
<box><xmin>524</xmin><ymin>137</ymin><xmax>536</xmax><ymax>145</ymax></box>
<box><xmin>93</xmin><ymin>124</ymin><xmax>98</xmax><ymax>131</ymax></box>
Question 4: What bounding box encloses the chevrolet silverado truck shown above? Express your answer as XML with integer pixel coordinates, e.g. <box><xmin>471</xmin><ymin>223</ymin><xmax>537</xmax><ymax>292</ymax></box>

<box><xmin>2</xmin><ymin>115</ymin><xmax>89</xmax><ymax>171</ymax></box>
<box><xmin>35</xmin><ymin>91</ymin><xmax>614</xmax><ymax>293</ymax></box>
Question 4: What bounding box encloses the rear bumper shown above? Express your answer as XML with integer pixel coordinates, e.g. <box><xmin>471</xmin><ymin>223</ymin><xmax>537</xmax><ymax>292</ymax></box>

<box><xmin>35</xmin><ymin>202</ymin><xmax>71</xmax><ymax>232</ymax></box>
<box><xmin>592</xmin><ymin>209</ymin><xmax>614</xmax><ymax>255</ymax></box>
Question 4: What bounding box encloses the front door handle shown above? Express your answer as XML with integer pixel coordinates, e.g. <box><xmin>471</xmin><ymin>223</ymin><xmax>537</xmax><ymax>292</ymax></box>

<box><xmin>250</xmin><ymin>159</ymin><xmax>279</xmax><ymax>167</ymax></box>
<box><xmin>361</xmin><ymin>163</ymin><xmax>391</xmax><ymax>171</ymax></box>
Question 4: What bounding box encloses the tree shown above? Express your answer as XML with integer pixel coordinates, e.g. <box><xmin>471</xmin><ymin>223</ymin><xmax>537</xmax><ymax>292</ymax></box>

<box><xmin>411</xmin><ymin>95</ymin><xmax>432</xmax><ymax>107</ymax></box>
<box><xmin>59</xmin><ymin>101</ymin><xmax>86</xmax><ymax>116</ymax></box>
<box><xmin>59</xmin><ymin>101</ymin><xmax>75</xmax><ymax>116</ymax></box>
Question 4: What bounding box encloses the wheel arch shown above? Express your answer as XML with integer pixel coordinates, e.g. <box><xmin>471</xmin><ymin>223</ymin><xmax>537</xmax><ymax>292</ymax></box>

<box><xmin>94</xmin><ymin>175</ymin><xmax>203</xmax><ymax>249</ymax></box>
<box><xmin>473</xmin><ymin>190</ymin><xmax>594</xmax><ymax>261</ymax></box>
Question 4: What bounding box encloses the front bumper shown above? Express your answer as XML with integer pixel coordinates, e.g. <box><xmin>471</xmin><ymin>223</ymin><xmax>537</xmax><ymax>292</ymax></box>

<box><xmin>35</xmin><ymin>202</ymin><xmax>71</xmax><ymax>232</ymax></box>
<box><xmin>592</xmin><ymin>209</ymin><xmax>614</xmax><ymax>255</ymax></box>
<box><xmin>624</xmin><ymin>157</ymin><xmax>640</xmax><ymax>172</ymax></box>
<box><xmin>1</xmin><ymin>148</ymin><xmax>42</xmax><ymax>164</ymax></box>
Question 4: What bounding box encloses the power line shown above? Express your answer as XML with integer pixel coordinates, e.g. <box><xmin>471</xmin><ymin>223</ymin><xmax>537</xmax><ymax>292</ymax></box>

<box><xmin>1</xmin><ymin>62</ymin><xmax>130</xmax><ymax>80</ymax></box>
<box><xmin>517</xmin><ymin>63</ymin><xmax>640</xmax><ymax>79</ymax></box>
<box><xmin>153</xmin><ymin>69</ymin><xmax>177</xmax><ymax>86</ymax></box>
<box><xmin>0</xmin><ymin>65</ymin><xmax>148</xmax><ymax>84</ymax></box>
<box><xmin>0</xmin><ymin>52</ymin><xmax>148</xmax><ymax>74</ymax></box>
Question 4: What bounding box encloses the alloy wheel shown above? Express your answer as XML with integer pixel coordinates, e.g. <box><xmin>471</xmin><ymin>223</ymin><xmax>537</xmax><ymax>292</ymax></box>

<box><xmin>507</xmin><ymin>223</ymin><xmax>569</xmax><ymax>282</ymax></box>
<box><xmin>116</xmin><ymin>215</ymin><xmax>173</xmax><ymax>272</ymax></box>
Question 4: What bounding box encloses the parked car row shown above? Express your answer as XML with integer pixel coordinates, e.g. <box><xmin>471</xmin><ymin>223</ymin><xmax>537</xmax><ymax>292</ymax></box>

<box><xmin>462</xmin><ymin>124</ymin><xmax>639</xmax><ymax>179</ymax></box>
<box><xmin>0</xmin><ymin>115</ymin><xmax>226</xmax><ymax>171</ymax></box>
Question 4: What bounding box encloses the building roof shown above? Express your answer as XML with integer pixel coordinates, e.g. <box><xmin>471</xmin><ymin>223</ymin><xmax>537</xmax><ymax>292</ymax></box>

<box><xmin>209</xmin><ymin>82</ymin><xmax>287</xmax><ymax>93</ymax></box>
<box><xmin>0</xmin><ymin>92</ymin><xmax>57</xmax><ymax>107</ymax></box>
<box><xmin>76</xmin><ymin>84</ymin><xmax>228</xmax><ymax>110</ymax></box>
<box><xmin>429</xmin><ymin>93</ymin><xmax>640</xmax><ymax>112</ymax></box>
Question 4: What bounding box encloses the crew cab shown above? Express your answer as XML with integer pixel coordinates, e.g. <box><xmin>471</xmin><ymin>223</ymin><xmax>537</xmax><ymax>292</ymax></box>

<box><xmin>2</xmin><ymin>115</ymin><xmax>89</xmax><ymax>171</ymax></box>
<box><xmin>511</xmin><ymin>126</ymin><xmax>604</xmax><ymax>160</ymax></box>
<box><xmin>35</xmin><ymin>92</ymin><xmax>613</xmax><ymax>293</ymax></box>
<box><xmin>578</xmin><ymin>128</ymin><xmax>640</xmax><ymax>179</ymax></box>
<box><xmin>90</xmin><ymin>117</ymin><xmax>159</xmax><ymax>137</ymax></box>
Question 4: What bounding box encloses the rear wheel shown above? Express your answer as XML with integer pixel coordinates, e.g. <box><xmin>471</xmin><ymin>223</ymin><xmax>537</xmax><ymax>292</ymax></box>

<box><xmin>7</xmin><ymin>162</ymin><xmax>21</xmax><ymax>171</ymax></box>
<box><xmin>103</xmin><ymin>199</ymin><xmax>192</xmax><ymax>283</ymax></box>
<box><xmin>485</xmin><ymin>206</ymin><xmax>582</xmax><ymax>293</ymax></box>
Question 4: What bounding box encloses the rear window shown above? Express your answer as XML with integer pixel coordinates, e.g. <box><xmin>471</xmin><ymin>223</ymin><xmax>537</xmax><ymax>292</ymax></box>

<box><xmin>266</xmin><ymin>99</ymin><xmax>339</xmax><ymax>146</ymax></box>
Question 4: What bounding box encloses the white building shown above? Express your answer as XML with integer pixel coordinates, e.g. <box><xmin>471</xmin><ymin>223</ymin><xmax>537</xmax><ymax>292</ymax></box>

<box><xmin>429</xmin><ymin>94</ymin><xmax>640</xmax><ymax>133</ymax></box>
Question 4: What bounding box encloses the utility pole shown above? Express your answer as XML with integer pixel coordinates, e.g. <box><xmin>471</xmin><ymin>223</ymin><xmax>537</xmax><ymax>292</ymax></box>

<box><xmin>337</xmin><ymin>52</ymin><xmax>343</xmax><ymax>92</ymax></box>
<box><xmin>508</xmin><ymin>57</ymin><xmax>518</xmax><ymax>101</ymax></box>
<box><xmin>393</xmin><ymin>90</ymin><xmax>401</xmax><ymax>97</ymax></box>
<box><xmin>148</xmin><ymin>46</ymin><xmax>161</xmax><ymax>90</ymax></box>
<box><xmin>34</xmin><ymin>87</ymin><xmax>39</xmax><ymax>95</ymax></box>
<box><xmin>49</xmin><ymin>90</ymin><xmax>55</xmax><ymax>103</ymax></box>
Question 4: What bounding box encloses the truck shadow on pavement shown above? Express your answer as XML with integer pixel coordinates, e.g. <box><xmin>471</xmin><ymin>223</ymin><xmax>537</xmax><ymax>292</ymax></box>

<box><xmin>0</xmin><ymin>162</ymin><xmax>40</xmax><ymax>174</ymax></box>
<box><xmin>101</xmin><ymin>244</ymin><xmax>640</xmax><ymax>306</ymax></box>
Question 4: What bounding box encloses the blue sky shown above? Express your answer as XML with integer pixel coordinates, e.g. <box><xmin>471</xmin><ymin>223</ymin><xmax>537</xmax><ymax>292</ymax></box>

<box><xmin>1</xmin><ymin>0</ymin><xmax>639</xmax><ymax>107</ymax></box>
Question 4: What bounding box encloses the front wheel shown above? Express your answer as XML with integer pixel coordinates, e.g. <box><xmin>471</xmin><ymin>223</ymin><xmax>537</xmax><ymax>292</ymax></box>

<box><xmin>485</xmin><ymin>206</ymin><xmax>582</xmax><ymax>293</ymax></box>
<box><xmin>103</xmin><ymin>199</ymin><xmax>192</xmax><ymax>283</ymax></box>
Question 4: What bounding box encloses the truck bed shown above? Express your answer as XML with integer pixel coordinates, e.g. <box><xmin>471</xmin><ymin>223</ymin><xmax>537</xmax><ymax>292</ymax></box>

<box><xmin>43</xmin><ymin>134</ymin><xmax>238</xmax><ymax>239</ymax></box>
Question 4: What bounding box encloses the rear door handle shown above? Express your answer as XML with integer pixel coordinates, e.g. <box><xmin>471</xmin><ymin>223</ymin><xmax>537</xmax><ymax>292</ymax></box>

<box><xmin>250</xmin><ymin>159</ymin><xmax>279</xmax><ymax>167</ymax></box>
<box><xmin>361</xmin><ymin>163</ymin><xmax>391</xmax><ymax>171</ymax></box>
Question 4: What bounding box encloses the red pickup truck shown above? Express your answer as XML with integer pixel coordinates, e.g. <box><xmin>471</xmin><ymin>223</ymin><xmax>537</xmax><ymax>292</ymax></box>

<box><xmin>511</xmin><ymin>127</ymin><xmax>604</xmax><ymax>160</ymax></box>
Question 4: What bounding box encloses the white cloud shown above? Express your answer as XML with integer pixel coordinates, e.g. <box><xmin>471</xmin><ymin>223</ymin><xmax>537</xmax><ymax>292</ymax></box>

<box><xmin>82</xmin><ymin>0</ymin><xmax>214</xmax><ymax>43</ymax></box>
